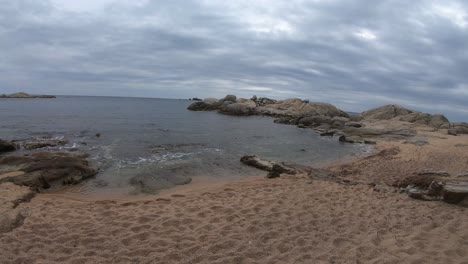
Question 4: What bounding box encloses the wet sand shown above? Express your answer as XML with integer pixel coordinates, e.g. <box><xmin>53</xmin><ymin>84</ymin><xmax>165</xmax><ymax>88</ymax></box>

<box><xmin>1</xmin><ymin>132</ymin><xmax>468</xmax><ymax>263</ymax></box>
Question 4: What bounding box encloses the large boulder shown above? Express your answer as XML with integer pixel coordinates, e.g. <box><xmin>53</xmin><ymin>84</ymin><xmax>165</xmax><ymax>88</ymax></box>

<box><xmin>0</xmin><ymin>152</ymin><xmax>97</xmax><ymax>189</ymax></box>
<box><xmin>222</xmin><ymin>95</ymin><xmax>237</xmax><ymax>103</ymax></box>
<box><xmin>219</xmin><ymin>103</ymin><xmax>255</xmax><ymax>116</ymax></box>
<box><xmin>236</xmin><ymin>98</ymin><xmax>257</xmax><ymax>108</ymax></box>
<box><xmin>361</xmin><ymin>105</ymin><xmax>450</xmax><ymax>129</ymax></box>
<box><xmin>298</xmin><ymin>115</ymin><xmax>332</xmax><ymax>127</ymax></box>
<box><xmin>0</xmin><ymin>140</ymin><xmax>17</xmax><ymax>153</ymax></box>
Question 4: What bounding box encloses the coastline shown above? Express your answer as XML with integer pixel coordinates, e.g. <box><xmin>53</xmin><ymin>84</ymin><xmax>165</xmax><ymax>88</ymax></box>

<box><xmin>1</xmin><ymin>96</ymin><xmax>468</xmax><ymax>263</ymax></box>
<box><xmin>2</xmin><ymin>132</ymin><xmax>468</xmax><ymax>263</ymax></box>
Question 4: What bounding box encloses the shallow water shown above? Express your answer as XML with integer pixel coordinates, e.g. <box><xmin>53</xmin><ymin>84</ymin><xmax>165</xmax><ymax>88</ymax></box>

<box><xmin>0</xmin><ymin>96</ymin><xmax>369</xmax><ymax>195</ymax></box>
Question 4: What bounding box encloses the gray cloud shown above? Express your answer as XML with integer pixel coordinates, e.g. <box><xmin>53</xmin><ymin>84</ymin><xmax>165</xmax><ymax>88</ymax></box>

<box><xmin>1</xmin><ymin>0</ymin><xmax>467</xmax><ymax>120</ymax></box>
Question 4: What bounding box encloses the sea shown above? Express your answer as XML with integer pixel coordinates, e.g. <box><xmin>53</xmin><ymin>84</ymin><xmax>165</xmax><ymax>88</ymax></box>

<box><xmin>0</xmin><ymin>96</ymin><xmax>369</xmax><ymax>196</ymax></box>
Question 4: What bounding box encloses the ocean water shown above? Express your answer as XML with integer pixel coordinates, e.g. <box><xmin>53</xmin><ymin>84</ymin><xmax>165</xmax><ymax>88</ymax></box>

<box><xmin>0</xmin><ymin>96</ymin><xmax>368</xmax><ymax>195</ymax></box>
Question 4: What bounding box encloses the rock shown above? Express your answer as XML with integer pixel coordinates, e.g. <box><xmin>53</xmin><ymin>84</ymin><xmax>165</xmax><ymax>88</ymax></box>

<box><xmin>0</xmin><ymin>92</ymin><xmax>56</xmax><ymax>99</ymax></box>
<box><xmin>418</xmin><ymin>171</ymin><xmax>450</xmax><ymax>177</ymax></box>
<box><xmin>17</xmin><ymin>138</ymin><xmax>68</xmax><ymax>150</ymax></box>
<box><xmin>330</xmin><ymin>117</ymin><xmax>349</xmax><ymax>128</ymax></box>
<box><xmin>448</xmin><ymin>129</ymin><xmax>458</xmax><ymax>136</ymax></box>
<box><xmin>203</xmin><ymin>98</ymin><xmax>219</xmax><ymax>105</ymax></box>
<box><xmin>442</xmin><ymin>182</ymin><xmax>468</xmax><ymax>204</ymax></box>
<box><xmin>407</xmin><ymin>188</ymin><xmax>437</xmax><ymax>201</ymax></box>
<box><xmin>298</xmin><ymin>115</ymin><xmax>332</xmax><ymax>127</ymax></box>
<box><xmin>257</xmin><ymin>99</ymin><xmax>348</xmax><ymax>118</ymax></box>
<box><xmin>236</xmin><ymin>99</ymin><xmax>257</xmax><ymax>108</ymax></box>
<box><xmin>338</xmin><ymin>135</ymin><xmax>367</xmax><ymax>144</ymax></box>
<box><xmin>345</xmin><ymin>121</ymin><xmax>363</xmax><ymax>128</ymax></box>
<box><xmin>222</xmin><ymin>95</ymin><xmax>237</xmax><ymax>103</ymax></box>
<box><xmin>452</xmin><ymin>122</ymin><xmax>468</xmax><ymax>134</ymax></box>
<box><xmin>274</xmin><ymin>117</ymin><xmax>295</xmax><ymax>124</ymax></box>
<box><xmin>266</xmin><ymin>164</ymin><xmax>284</xmax><ymax>179</ymax></box>
<box><xmin>320</xmin><ymin>131</ymin><xmax>335</xmax><ymax>137</ymax></box>
<box><xmin>361</xmin><ymin>104</ymin><xmax>450</xmax><ymax>129</ymax></box>
<box><xmin>219</xmin><ymin>103</ymin><xmax>255</xmax><ymax>116</ymax></box>
<box><xmin>240</xmin><ymin>155</ymin><xmax>275</xmax><ymax>171</ymax></box>
<box><xmin>0</xmin><ymin>139</ymin><xmax>17</xmax><ymax>153</ymax></box>
<box><xmin>240</xmin><ymin>155</ymin><xmax>297</xmax><ymax>175</ymax></box>
<box><xmin>0</xmin><ymin>152</ymin><xmax>97</xmax><ymax>189</ymax></box>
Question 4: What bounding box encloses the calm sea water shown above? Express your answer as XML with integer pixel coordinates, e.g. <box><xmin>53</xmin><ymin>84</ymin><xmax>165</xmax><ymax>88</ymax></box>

<box><xmin>0</xmin><ymin>96</ymin><xmax>368</xmax><ymax>195</ymax></box>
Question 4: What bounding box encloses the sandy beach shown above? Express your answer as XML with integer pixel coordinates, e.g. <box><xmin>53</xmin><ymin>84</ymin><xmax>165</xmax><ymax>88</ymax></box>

<box><xmin>1</xmin><ymin>130</ymin><xmax>468</xmax><ymax>264</ymax></box>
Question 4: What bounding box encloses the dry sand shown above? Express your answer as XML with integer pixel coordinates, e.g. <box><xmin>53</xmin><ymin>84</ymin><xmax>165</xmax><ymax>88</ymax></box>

<box><xmin>1</xmin><ymin>132</ymin><xmax>468</xmax><ymax>264</ymax></box>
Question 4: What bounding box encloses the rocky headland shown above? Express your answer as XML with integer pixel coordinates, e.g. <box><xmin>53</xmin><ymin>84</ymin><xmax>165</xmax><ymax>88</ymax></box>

<box><xmin>188</xmin><ymin>95</ymin><xmax>463</xmax><ymax>144</ymax></box>
<box><xmin>0</xmin><ymin>92</ymin><xmax>56</xmax><ymax>99</ymax></box>
<box><xmin>189</xmin><ymin>95</ymin><xmax>468</xmax><ymax>207</ymax></box>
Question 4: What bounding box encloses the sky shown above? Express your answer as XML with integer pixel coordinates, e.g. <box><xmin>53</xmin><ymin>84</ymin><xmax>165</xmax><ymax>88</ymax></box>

<box><xmin>1</xmin><ymin>0</ymin><xmax>468</xmax><ymax>121</ymax></box>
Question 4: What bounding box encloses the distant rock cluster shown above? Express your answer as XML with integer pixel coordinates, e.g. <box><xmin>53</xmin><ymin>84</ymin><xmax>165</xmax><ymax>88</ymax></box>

<box><xmin>0</xmin><ymin>92</ymin><xmax>56</xmax><ymax>98</ymax></box>
<box><xmin>188</xmin><ymin>95</ymin><xmax>461</xmax><ymax>143</ymax></box>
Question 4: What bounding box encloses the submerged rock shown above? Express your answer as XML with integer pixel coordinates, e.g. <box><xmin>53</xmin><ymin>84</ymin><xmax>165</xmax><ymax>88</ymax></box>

<box><xmin>129</xmin><ymin>173</ymin><xmax>192</xmax><ymax>194</ymax></box>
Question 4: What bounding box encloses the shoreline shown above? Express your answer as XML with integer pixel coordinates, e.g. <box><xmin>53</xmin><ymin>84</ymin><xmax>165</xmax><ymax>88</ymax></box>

<box><xmin>1</xmin><ymin>95</ymin><xmax>468</xmax><ymax>263</ymax></box>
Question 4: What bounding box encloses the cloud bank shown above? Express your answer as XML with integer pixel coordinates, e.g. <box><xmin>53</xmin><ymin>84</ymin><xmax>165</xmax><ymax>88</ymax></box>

<box><xmin>1</xmin><ymin>0</ymin><xmax>467</xmax><ymax>120</ymax></box>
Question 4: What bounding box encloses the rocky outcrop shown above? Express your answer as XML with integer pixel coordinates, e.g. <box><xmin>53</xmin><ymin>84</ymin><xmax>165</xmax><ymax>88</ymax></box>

<box><xmin>451</xmin><ymin>122</ymin><xmax>468</xmax><ymax>134</ymax></box>
<box><xmin>361</xmin><ymin>105</ymin><xmax>450</xmax><ymax>129</ymax></box>
<box><xmin>0</xmin><ymin>152</ymin><xmax>98</xmax><ymax>190</ymax></box>
<box><xmin>0</xmin><ymin>92</ymin><xmax>56</xmax><ymax>99</ymax></box>
<box><xmin>0</xmin><ymin>139</ymin><xmax>17</xmax><ymax>153</ymax></box>
<box><xmin>396</xmin><ymin>171</ymin><xmax>468</xmax><ymax>206</ymax></box>
<box><xmin>188</xmin><ymin>95</ymin><xmax>458</xmax><ymax>144</ymax></box>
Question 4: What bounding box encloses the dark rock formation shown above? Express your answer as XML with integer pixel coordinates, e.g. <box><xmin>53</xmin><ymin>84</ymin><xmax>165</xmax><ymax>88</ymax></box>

<box><xmin>361</xmin><ymin>104</ymin><xmax>450</xmax><ymax>129</ymax></box>
<box><xmin>0</xmin><ymin>92</ymin><xmax>56</xmax><ymax>99</ymax></box>
<box><xmin>0</xmin><ymin>152</ymin><xmax>97</xmax><ymax>190</ymax></box>
<box><xmin>0</xmin><ymin>140</ymin><xmax>17</xmax><ymax>153</ymax></box>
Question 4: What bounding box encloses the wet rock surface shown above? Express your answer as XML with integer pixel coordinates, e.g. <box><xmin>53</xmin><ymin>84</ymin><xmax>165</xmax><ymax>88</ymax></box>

<box><xmin>0</xmin><ymin>152</ymin><xmax>98</xmax><ymax>190</ymax></box>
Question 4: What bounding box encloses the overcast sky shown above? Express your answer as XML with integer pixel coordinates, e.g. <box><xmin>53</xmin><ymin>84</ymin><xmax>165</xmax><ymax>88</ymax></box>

<box><xmin>1</xmin><ymin>0</ymin><xmax>467</xmax><ymax>120</ymax></box>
